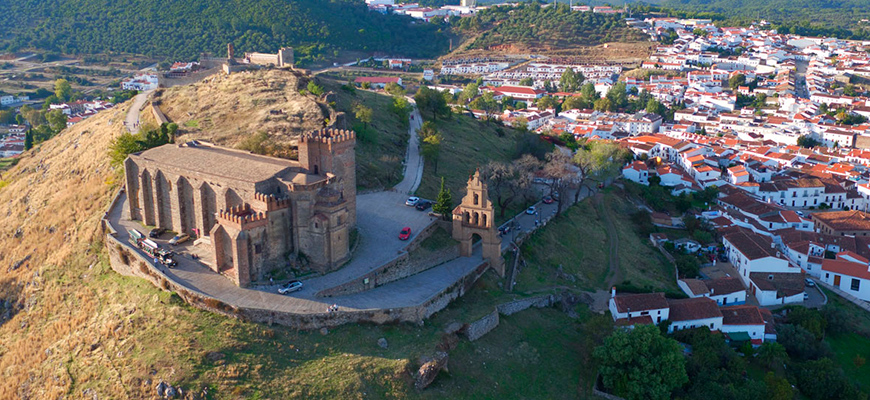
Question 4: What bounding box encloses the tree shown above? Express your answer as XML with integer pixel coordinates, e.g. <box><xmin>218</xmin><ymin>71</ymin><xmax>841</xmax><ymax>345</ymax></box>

<box><xmin>594</xmin><ymin>324</ymin><xmax>688</xmax><ymax>400</ymax></box>
<box><xmin>646</xmin><ymin>98</ymin><xmax>666</xmax><ymax>117</ymax></box>
<box><xmin>785</xmin><ymin>307</ymin><xmax>827</xmax><ymax>340</ymax></box>
<box><xmin>459</xmin><ymin>82</ymin><xmax>479</xmax><ymax>103</ymax></box>
<box><xmin>385</xmin><ymin>82</ymin><xmax>405</xmax><ymax>97</ymax></box>
<box><xmin>606</xmin><ymin>82</ymin><xmax>628</xmax><ymax>110</ymax></box>
<box><xmin>756</xmin><ymin>342</ymin><xmax>788</xmax><ymax>369</ymax></box>
<box><xmin>432</xmin><ymin>177</ymin><xmax>452</xmax><ymax>217</ymax></box>
<box><xmin>797</xmin><ymin>135</ymin><xmax>820</xmax><ymax>148</ymax></box>
<box><xmin>728</xmin><ymin>74</ymin><xmax>746</xmax><ymax>90</ymax></box>
<box><xmin>559</xmin><ymin>67</ymin><xmax>581</xmax><ymax>92</ymax></box>
<box><xmin>765</xmin><ymin>372</ymin><xmax>794</xmax><ymax>400</ymax></box>
<box><xmin>0</xmin><ymin>109</ymin><xmax>14</xmax><ymax>124</ymax></box>
<box><xmin>580</xmin><ymin>82</ymin><xmax>597</xmax><ymax>100</ymax></box>
<box><xmin>571</xmin><ymin>140</ymin><xmax>624</xmax><ymax>202</ymax></box>
<box><xmin>391</xmin><ymin>96</ymin><xmax>412</xmax><ymax>122</ymax></box>
<box><xmin>109</xmin><ymin>132</ymin><xmax>143</xmax><ymax>166</ymax></box>
<box><xmin>793</xmin><ymin>358</ymin><xmax>866</xmax><ymax>400</ymax></box>
<box><xmin>414</xmin><ymin>86</ymin><xmax>450</xmax><ymax>121</ymax></box>
<box><xmin>361</xmin><ymin>81</ymin><xmax>371</xmax><ymax>90</ymax></box>
<box><xmin>418</xmin><ymin>121</ymin><xmax>443</xmax><ymax>173</ymax></box>
<box><xmin>519</xmin><ymin>77</ymin><xmax>534</xmax><ymax>86</ymax></box>
<box><xmin>353</xmin><ymin>103</ymin><xmax>373</xmax><ymax>129</ymax></box>
<box><xmin>594</xmin><ymin>97</ymin><xmax>613</xmax><ymax>112</ymax></box>
<box><xmin>480</xmin><ymin>156</ymin><xmax>538</xmax><ymax>218</ymax></box>
<box><xmin>536</xmin><ymin>95</ymin><xmax>556</xmax><ymax>110</ymax></box>
<box><xmin>46</xmin><ymin>109</ymin><xmax>67</xmax><ymax>134</ymax></box>
<box><xmin>562</xmin><ymin>95</ymin><xmax>588</xmax><ymax>111</ymax></box>
<box><xmin>54</xmin><ymin>78</ymin><xmax>72</xmax><ymax>101</ymax></box>
<box><xmin>23</xmin><ymin>129</ymin><xmax>33</xmax><ymax>151</ymax></box>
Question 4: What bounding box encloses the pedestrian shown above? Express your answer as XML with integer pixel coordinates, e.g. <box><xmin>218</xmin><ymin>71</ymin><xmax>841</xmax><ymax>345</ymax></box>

<box><xmin>270</xmin><ymin>277</ymin><xmax>274</xmax><ymax>285</ymax></box>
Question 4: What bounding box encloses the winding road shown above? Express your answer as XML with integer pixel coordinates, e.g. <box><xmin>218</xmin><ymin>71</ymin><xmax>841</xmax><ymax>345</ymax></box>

<box><xmin>393</xmin><ymin>99</ymin><xmax>424</xmax><ymax>195</ymax></box>
<box><xmin>124</xmin><ymin>90</ymin><xmax>153</xmax><ymax>133</ymax></box>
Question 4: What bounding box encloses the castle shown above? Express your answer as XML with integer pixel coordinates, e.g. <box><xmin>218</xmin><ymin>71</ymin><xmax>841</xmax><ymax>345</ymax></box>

<box><xmin>123</xmin><ymin>129</ymin><xmax>356</xmax><ymax>286</ymax></box>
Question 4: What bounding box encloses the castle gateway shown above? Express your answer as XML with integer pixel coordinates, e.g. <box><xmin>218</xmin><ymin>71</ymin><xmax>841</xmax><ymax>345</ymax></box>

<box><xmin>123</xmin><ymin>129</ymin><xmax>356</xmax><ymax>286</ymax></box>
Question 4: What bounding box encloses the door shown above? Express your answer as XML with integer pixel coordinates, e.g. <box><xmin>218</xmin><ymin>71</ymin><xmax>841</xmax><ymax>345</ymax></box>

<box><xmin>834</xmin><ymin>275</ymin><xmax>841</xmax><ymax>286</ymax></box>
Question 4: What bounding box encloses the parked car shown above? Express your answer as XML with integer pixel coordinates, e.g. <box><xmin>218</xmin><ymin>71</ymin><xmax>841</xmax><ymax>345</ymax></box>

<box><xmin>169</xmin><ymin>233</ymin><xmax>191</xmax><ymax>246</ymax></box>
<box><xmin>415</xmin><ymin>200</ymin><xmax>432</xmax><ymax>211</ymax></box>
<box><xmin>405</xmin><ymin>196</ymin><xmax>419</xmax><ymax>206</ymax></box>
<box><xmin>803</xmin><ymin>292</ymin><xmax>810</xmax><ymax>301</ymax></box>
<box><xmin>149</xmin><ymin>227</ymin><xmax>167</xmax><ymax>238</ymax></box>
<box><xmin>542</xmin><ymin>196</ymin><xmax>554</xmax><ymax>204</ymax></box>
<box><xmin>526</xmin><ymin>206</ymin><xmax>537</xmax><ymax>215</ymax></box>
<box><xmin>805</xmin><ymin>278</ymin><xmax>815</xmax><ymax>287</ymax></box>
<box><xmin>278</xmin><ymin>280</ymin><xmax>303</xmax><ymax>294</ymax></box>
<box><xmin>399</xmin><ymin>226</ymin><xmax>412</xmax><ymax>240</ymax></box>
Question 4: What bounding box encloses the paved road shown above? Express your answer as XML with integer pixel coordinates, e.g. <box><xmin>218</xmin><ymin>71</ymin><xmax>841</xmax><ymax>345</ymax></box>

<box><xmin>394</xmin><ymin>100</ymin><xmax>424</xmax><ymax>195</ymax></box>
<box><xmin>124</xmin><ymin>90</ymin><xmax>153</xmax><ymax>133</ymax></box>
<box><xmin>500</xmin><ymin>184</ymin><xmax>593</xmax><ymax>250</ymax></box>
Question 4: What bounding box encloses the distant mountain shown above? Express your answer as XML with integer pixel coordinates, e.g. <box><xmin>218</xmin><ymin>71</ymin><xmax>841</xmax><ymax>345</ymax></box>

<box><xmin>0</xmin><ymin>0</ymin><xmax>450</xmax><ymax>64</ymax></box>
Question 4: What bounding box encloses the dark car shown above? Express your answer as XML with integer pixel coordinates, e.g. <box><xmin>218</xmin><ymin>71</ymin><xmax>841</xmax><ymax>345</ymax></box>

<box><xmin>416</xmin><ymin>200</ymin><xmax>432</xmax><ymax>211</ymax></box>
<box><xmin>149</xmin><ymin>227</ymin><xmax>167</xmax><ymax>238</ymax></box>
<box><xmin>399</xmin><ymin>226</ymin><xmax>412</xmax><ymax>240</ymax></box>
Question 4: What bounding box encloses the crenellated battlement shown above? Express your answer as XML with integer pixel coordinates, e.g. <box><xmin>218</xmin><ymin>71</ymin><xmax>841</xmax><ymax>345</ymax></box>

<box><xmin>300</xmin><ymin>129</ymin><xmax>356</xmax><ymax>148</ymax></box>
<box><xmin>252</xmin><ymin>191</ymin><xmax>291</xmax><ymax>211</ymax></box>
<box><xmin>217</xmin><ymin>204</ymin><xmax>269</xmax><ymax>230</ymax></box>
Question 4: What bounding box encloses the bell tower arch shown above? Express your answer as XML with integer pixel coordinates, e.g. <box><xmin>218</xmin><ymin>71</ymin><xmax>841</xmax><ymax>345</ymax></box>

<box><xmin>452</xmin><ymin>170</ymin><xmax>504</xmax><ymax>276</ymax></box>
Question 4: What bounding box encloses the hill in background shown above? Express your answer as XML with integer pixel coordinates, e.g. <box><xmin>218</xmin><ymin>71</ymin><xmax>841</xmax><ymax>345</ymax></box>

<box><xmin>0</xmin><ymin>0</ymin><xmax>451</xmax><ymax>65</ymax></box>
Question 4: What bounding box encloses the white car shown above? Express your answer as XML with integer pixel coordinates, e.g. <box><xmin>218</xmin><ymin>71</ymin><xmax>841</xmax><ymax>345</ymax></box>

<box><xmin>405</xmin><ymin>196</ymin><xmax>420</xmax><ymax>206</ymax></box>
<box><xmin>278</xmin><ymin>280</ymin><xmax>303</xmax><ymax>294</ymax></box>
<box><xmin>526</xmin><ymin>206</ymin><xmax>537</xmax><ymax>215</ymax></box>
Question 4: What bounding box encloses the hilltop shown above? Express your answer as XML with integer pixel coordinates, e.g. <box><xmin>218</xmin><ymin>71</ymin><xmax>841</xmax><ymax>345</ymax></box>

<box><xmin>153</xmin><ymin>69</ymin><xmax>328</xmax><ymax>151</ymax></box>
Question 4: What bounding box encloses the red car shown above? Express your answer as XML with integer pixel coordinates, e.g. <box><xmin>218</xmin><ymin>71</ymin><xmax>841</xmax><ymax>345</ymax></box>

<box><xmin>542</xmin><ymin>195</ymin><xmax>554</xmax><ymax>204</ymax></box>
<box><xmin>399</xmin><ymin>226</ymin><xmax>412</xmax><ymax>240</ymax></box>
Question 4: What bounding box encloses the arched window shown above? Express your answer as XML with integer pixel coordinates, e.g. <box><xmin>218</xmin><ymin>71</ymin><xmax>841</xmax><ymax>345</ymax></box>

<box><xmin>482</xmin><ymin>213</ymin><xmax>487</xmax><ymax>228</ymax></box>
<box><xmin>473</xmin><ymin>193</ymin><xmax>479</xmax><ymax>205</ymax></box>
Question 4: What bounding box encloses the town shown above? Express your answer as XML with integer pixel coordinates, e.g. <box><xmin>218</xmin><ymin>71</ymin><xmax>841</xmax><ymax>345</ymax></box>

<box><xmin>2</xmin><ymin>3</ymin><xmax>870</xmax><ymax>399</ymax></box>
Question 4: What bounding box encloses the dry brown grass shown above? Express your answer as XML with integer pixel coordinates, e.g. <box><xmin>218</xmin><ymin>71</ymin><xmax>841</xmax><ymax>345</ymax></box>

<box><xmin>154</xmin><ymin>68</ymin><xmax>327</xmax><ymax>149</ymax></box>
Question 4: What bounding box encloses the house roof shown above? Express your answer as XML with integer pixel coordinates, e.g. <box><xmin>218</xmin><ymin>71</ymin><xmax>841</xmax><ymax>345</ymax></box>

<box><xmin>724</xmin><ymin>231</ymin><xmax>779</xmax><ymax>260</ymax></box>
<box><xmin>354</xmin><ymin>76</ymin><xmax>401</xmax><ymax>84</ymax></box>
<box><xmin>721</xmin><ymin>305</ymin><xmax>765</xmax><ymax>326</ymax></box>
<box><xmin>812</xmin><ymin>210</ymin><xmax>870</xmax><ymax>232</ymax></box>
<box><xmin>612</xmin><ymin>292</ymin><xmax>669</xmax><ymax>313</ymax></box>
<box><xmin>679</xmin><ymin>279</ymin><xmax>710</xmax><ymax>296</ymax></box>
<box><xmin>822</xmin><ymin>259</ymin><xmax>870</xmax><ymax>281</ymax></box>
<box><xmin>706</xmin><ymin>277</ymin><xmax>745</xmax><ymax>296</ymax></box>
<box><xmin>667</xmin><ymin>297</ymin><xmax>722</xmax><ymax>322</ymax></box>
<box><xmin>749</xmin><ymin>272</ymin><xmax>805</xmax><ymax>297</ymax></box>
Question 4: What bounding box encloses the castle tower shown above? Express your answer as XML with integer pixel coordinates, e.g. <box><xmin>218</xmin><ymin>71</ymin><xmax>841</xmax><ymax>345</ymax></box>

<box><xmin>298</xmin><ymin>129</ymin><xmax>357</xmax><ymax>226</ymax></box>
<box><xmin>452</xmin><ymin>169</ymin><xmax>504</xmax><ymax>276</ymax></box>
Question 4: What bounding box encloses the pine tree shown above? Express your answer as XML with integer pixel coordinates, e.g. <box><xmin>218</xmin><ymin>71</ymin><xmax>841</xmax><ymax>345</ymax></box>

<box><xmin>433</xmin><ymin>177</ymin><xmax>452</xmax><ymax>217</ymax></box>
<box><xmin>24</xmin><ymin>129</ymin><xmax>33</xmax><ymax>150</ymax></box>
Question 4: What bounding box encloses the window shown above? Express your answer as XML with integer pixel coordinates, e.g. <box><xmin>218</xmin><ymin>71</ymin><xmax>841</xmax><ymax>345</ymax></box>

<box><xmin>851</xmin><ymin>278</ymin><xmax>861</xmax><ymax>291</ymax></box>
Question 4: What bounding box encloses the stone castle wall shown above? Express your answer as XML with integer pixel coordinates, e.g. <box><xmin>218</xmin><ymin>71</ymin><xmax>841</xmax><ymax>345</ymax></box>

<box><xmin>464</xmin><ymin>309</ymin><xmax>500</xmax><ymax>341</ymax></box>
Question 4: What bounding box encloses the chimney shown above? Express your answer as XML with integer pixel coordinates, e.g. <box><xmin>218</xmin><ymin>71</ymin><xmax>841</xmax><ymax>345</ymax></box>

<box><xmin>611</xmin><ymin>286</ymin><xmax>616</xmax><ymax>298</ymax></box>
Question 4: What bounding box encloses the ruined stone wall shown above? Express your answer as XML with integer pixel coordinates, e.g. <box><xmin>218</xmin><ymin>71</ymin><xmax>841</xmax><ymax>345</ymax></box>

<box><xmin>464</xmin><ymin>309</ymin><xmax>500</xmax><ymax>341</ymax></box>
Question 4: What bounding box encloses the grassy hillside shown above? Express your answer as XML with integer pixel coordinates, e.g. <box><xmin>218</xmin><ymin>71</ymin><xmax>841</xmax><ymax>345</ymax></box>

<box><xmin>0</xmin><ymin>0</ymin><xmax>450</xmax><ymax>65</ymax></box>
<box><xmin>517</xmin><ymin>188</ymin><xmax>678</xmax><ymax>293</ymax></box>
<box><xmin>455</xmin><ymin>4</ymin><xmax>648</xmax><ymax>52</ymax></box>
<box><xmin>326</xmin><ymin>81</ymin><xmax>410</xmax><ymax>190</ymax></box>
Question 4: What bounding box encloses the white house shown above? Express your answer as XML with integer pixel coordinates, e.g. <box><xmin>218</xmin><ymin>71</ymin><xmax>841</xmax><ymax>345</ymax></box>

<box><xmin>622</xmin><ymin>161</ymin><xmax>649</xmax><ymax>185</ymax></box>
<box><xmin>667</xmin><ymin>297</ymin><xmax>723</xmax><ymax>333</ymax></box>
<box><xmin>608</xmin><ymin>289</ymin><xmax>669</xmax><ymax>326</ymax></box>
<box><xmin>121</xmin><ymin>74</ymin><xmax>159</xmax><ymax>91</ymax></box>
<box><xmin>821</xmin><ymin>258</ymin><xmax>870</xmax><ymax>301</ymax></box>
<box><xmin>720</xmin><ymin>305</ymin><xmax>766</xmax><ymax>345</ymax></box>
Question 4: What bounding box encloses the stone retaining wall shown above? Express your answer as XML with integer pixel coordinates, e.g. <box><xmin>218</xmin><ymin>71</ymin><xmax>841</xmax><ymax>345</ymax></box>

<box><xmin>315</xmin><ymin>221</ymin><xmax>445</xmax><ymax>298</ymax></box>
<box><xmin>465</xmin><ymin>309</ymin><xmax>499</xmax><ymax>341</ymax></box>
<box><xmin>103</xmin><ymin>192</ymin><xmax>490</xmax><ymax>330</ymax></box>
<box><xmin>496</xmin><ymin>294</ymin><xmax>558</xmax><ymax>316</ymax></box>
<box><xmin>150</xmin><ymin>103</ymin><xmax>169</xmax><ymax>125</ymax></box>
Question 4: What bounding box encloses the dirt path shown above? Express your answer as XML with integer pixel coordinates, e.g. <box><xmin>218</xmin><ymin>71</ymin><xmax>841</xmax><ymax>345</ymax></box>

<box><xmin>594</xmin><ymin>195</ymin><xmax>622</xmax><ymax>288</ymax></box>
<box><xmin>124</xmin><ymin>90</ymin><xmax>153</xmax><ymax>133</ymax></box>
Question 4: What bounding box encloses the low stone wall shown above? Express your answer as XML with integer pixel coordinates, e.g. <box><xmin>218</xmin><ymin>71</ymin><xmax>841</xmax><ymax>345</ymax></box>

<box><xmin>150</xmin><ymin>103</ymin><xmax>169</xmax><ymax>125</ymax></box>
<box><xmin>465</xmin><ymin>309</ymin><xmax>499</xmax><ymax>341</ymax></box>
<box><xmin>497</xmin><ymin>294</ymin><xmax>558</xmax><ymax>316</ymax></box>
<box><xmin>315</xmin><ymin>221</ymin><xmax>445</xmax><ymax>298</ymax></box>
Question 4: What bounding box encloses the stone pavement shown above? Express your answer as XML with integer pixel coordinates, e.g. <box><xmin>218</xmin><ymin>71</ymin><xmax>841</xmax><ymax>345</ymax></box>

<box><xmin>111</xmin><ymin>190</ymin><xmax>484</xmax><ymax>313</ymax></box>
<box><xmin>124</xmin><ymin>90</ymin><xmax>153</xmax><ymax>133</ymax></box>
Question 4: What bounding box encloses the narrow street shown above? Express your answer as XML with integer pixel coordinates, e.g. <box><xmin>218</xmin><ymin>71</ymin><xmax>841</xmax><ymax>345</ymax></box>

<box><xmin>124</xmin><ymin>90</ymin><xmax>153</xmax><ymax>133</ymax></box>
<box><xmin>393</xmin><ymin>99</ymin><xmax>424</xmax><ymax>194</ymax></box>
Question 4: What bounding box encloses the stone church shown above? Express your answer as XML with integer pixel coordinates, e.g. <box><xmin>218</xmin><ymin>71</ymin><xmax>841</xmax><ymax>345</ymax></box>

<box><xmin>124</xmin><ymin>129</ymin><xmax>356</xmax><ymax>287</ymax></box>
